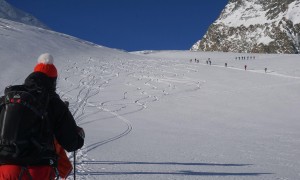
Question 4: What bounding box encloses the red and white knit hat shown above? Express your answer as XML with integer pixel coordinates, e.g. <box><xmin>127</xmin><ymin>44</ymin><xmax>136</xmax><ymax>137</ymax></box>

<box><xmin>34</xmin><ymin>53</ymin><xmax>57</xmax><ymax>78</ymax></box>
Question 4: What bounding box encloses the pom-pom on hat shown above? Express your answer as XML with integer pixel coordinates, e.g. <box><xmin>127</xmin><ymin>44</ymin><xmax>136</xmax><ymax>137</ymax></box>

<box><xmin>34</xmin><ymin>53</ymin><xmax>58</xmax><ymax>78</ymax></box>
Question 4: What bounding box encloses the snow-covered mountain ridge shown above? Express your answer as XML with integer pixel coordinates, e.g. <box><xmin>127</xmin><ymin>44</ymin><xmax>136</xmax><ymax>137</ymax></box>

<box><xmin>191</xmin><ymin>0</ymin><xmax>300</xmax><ymax>54</ymax></box>
<box><xmin>0</xmin><ymin>0</ymin><xmax>48</xmax><ymax>29</ymax></box>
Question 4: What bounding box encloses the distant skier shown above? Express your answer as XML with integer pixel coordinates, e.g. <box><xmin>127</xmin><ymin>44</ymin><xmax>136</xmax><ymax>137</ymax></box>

<box><xmin>265</xmin><ymin>67</ymin><xmax>267</xmax><ymax>73</ymax></box>
<box><xmin>208</xmin><ymin>58</ymin><xmax>211</xmax><ymax>65</ymax></box>
<box><xmin>225</xmin><ymin>63</ymin><xmax>227</xmax><ymax>67</ymax></box>
<box><xmin>244</xmin><ymin>65</ymin><xmax>247</xmax><ymax>70</ymax></box>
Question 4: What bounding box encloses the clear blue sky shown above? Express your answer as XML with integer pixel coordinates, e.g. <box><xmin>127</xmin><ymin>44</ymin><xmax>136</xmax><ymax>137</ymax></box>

<box><xmin>7</xmin><ymin>0</ymin><xmax>228</xmax><ymax>51</ymax></box>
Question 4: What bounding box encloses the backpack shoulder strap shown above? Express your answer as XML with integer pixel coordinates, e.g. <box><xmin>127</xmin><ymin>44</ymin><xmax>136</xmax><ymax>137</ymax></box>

<box><xmin>0</xmin><ymin>96</ymin><xmax>4</xmax><ymax>112</ymax></box>
<box><xmin>0</xmin><ymin>96</ymin><xmax>4</xmax><ymax>105</ymax></box>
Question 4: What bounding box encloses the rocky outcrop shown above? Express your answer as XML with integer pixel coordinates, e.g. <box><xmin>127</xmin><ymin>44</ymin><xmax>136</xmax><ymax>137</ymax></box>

<box><xmin>191</xmin><ymin>0</ymin><xmax>300</xmax><ymax>54</ymax></box>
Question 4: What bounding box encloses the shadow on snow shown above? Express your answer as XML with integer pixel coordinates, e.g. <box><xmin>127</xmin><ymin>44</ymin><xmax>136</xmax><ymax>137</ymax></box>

<box><xmin>76</xmin><ymin>161</ymin><xmax>272</xmax><ymax>177</ymax></box>
<box><xmin>80</xmin><ymin>161</ymin><xmax>252</xmax><ymax>166</ymax></box>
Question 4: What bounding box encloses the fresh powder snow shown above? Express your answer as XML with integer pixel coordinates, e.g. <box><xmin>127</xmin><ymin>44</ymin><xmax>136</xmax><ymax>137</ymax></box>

<box><xmin>1</xmin><ymin>18</ymin><xmax>300</xmax><ymax>180</ymax></box>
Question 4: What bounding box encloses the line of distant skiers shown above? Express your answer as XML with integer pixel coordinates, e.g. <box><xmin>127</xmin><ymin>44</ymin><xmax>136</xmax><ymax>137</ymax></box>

<box><xmin>190</xmin><ymin>57</ymin><xmax>268</xmax><ymax>73</ymax></box>
<box><xmin>190</xmin><ymin>58</ymin><xmax>211</xmax><ymax>65</ymax></box>
<box><xmin>190</xmin><ymin>58</ymin><xmax>200</xmax><ymax>63</ymax></box>
<box><xmin>235</xmin><ymin>56</ymin><xmax>256</xmax><ymax>60</ymax></box>
<box><xmin>191</xmin><ymin>56</ymin><xmax>257</xmax><ymax>63</ymax></box>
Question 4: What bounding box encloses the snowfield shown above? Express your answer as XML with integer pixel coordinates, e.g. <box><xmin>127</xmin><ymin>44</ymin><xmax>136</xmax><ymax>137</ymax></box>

<box><xmin>1</xmin><ymin>18</ymin><xmax>300</xmax><ymax>180</ymax></box>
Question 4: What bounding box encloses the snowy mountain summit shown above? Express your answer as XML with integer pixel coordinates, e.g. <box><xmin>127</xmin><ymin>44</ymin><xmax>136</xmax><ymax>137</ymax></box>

<box><xmin>191</xmin><ymin>0</ymin><xmax>300</xmax><ymax>54</ymax></box>
<box><xmin>0</xmin><ymin>0</ymin><xmax>48</xmax><ymax>29</ymax></box>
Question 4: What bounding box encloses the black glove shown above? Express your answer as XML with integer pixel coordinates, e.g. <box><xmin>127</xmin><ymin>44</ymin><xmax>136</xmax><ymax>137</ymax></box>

<box><xmin>77</xmin><ymin>126</ymin><xmax>85</xmax><ymax>139</ymax></box>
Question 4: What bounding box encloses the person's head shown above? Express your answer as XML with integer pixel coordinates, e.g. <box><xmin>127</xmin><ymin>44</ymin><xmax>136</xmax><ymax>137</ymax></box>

<box><xmin>32</xmin><ymin>53</ymin><xmax>58</xmax><ymax>91</ymax></box>
<box><xmin>34</xmin><ymin>53</ymin><xmax>57</xmax><ymax>78</ymax></box>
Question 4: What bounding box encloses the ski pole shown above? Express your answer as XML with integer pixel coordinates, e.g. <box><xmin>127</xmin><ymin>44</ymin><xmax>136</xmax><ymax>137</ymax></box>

<box><xmin>74</xmin><ymin>150</ymin><xmax>76</xmax><ymax>180</ymax></box>
<box><xmin>64</xmin><ymin>101</ymin><xmax>76</xmax><ymax>179</ymax></box>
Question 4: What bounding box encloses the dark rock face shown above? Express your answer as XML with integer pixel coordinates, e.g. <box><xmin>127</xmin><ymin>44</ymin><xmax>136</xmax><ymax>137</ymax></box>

<box><xmin>191</xmin><ymin>0</ymin><xmax>300</xmax><ymax>54</ymax></box>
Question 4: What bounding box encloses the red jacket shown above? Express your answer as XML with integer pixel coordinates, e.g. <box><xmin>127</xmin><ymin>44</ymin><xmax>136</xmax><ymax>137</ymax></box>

<box><xmin>0</xmin><ymin>165</ymin><xmax>56</xmax><ymax>180</ymax></box>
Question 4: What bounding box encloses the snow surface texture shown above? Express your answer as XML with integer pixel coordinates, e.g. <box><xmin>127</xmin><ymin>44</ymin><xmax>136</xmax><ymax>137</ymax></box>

<box><xmin>1</xmin><ymin>18</ymin><xmax>300</xmax><ymax>180</ymax></box>
<box><xmin>0</xmin><ymin>0</ymin><xmax>48</xmax><ymax>29</ymax></box>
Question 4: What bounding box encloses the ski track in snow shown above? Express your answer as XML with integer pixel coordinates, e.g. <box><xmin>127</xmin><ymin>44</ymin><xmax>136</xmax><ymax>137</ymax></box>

<box><xmin>56</xmin><ymin>57</ymin><xmax>207</xmax><ymax>178</ymax></box>
<box><xmin>54</xmin><ymin>56</ymin><xmax>300</xmax><ymax>179</ymax></box>
<box><xmin>82</xmin><ymin>105</ymin><xmax>133</xmax><ymax>153</ymax></box>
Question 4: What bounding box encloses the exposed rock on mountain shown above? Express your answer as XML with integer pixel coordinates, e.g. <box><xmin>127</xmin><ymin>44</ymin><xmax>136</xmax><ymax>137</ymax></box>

<box><xmin>191</xmin><ymin>0</ymin><xmax>300</xmax><ymax>54</ymax></box>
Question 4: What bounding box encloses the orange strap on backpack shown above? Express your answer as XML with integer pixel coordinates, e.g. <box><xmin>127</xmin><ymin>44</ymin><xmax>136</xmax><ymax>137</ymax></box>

<box><xmin>54</xmin><ymin>139</ymin><xmax>73</xmax><ymax>179</ymax></box>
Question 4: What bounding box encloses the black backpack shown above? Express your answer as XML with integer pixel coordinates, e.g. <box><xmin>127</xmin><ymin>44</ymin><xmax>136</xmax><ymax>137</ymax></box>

<box><xmin>0</xmin><ymin>84</ymin><xmax>56</xmax><ymax>166</ymax></box>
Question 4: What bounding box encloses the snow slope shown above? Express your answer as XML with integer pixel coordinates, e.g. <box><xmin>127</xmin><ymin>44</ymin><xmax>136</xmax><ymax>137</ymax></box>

<box><xmin>1</xmin><ymin>18</ymin><xmax>300</xmax><ymax>180</ymax></box>
<box><xmin>0</xmin><ymin>0</ymin><xmax>48</xmax><ymax>29</ymax></box>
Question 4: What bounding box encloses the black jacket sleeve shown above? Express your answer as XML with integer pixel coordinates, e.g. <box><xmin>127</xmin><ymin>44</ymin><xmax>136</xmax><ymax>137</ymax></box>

<box><xmin>0</xmin><ymin>96</ymin><xmax>4</xmax><ymax>111</ymax></box>
<box><xmin>48</xmin><ymin>93</ymin><xmax>84</xmax><ymax>152</ymax></box>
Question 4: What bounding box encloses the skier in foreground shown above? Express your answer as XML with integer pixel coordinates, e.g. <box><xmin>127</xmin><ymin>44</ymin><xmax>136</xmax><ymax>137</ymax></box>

<box><xmin>0</xmin><ymin>53</ymin><xmax>85</xmax><ymax>179</ymax></box>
